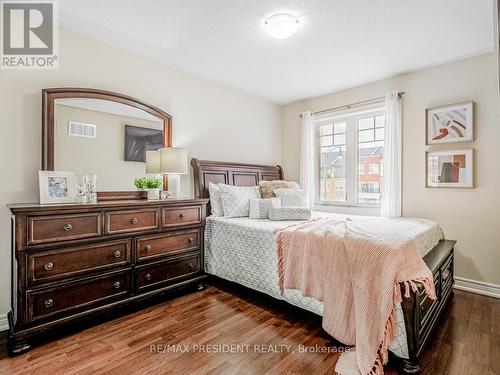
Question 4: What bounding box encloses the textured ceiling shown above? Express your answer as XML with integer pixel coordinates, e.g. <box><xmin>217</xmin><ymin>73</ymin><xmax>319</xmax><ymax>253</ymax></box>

<box><xmin>60</xmin><ymin>0</ymin><xmax>495</xmax><ymax>104</ymax></box>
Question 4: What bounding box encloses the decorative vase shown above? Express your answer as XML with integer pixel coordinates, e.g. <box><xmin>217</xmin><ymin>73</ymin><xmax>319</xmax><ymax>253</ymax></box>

<box><xmin>84</xmin><ymin>174</ymin><xmax>97</xmax><ymax>204</ymax></box>
<box><xmin>147</xmin><ymin>188</ymin><xmax>160</xmax><ymax>200</ymax></box>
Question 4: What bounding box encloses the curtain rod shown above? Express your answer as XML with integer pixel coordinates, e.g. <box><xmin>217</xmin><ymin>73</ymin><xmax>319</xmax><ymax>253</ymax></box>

<box><xmin>300</xmin><ymin>92</ymin><xmax>405</xmax><ymax>118</ymax></box>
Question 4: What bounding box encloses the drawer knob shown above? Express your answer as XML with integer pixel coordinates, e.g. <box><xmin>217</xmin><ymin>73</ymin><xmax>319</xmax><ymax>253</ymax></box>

<box><xmin>188</xmin><ymin>263</ymin><xmax>194</xmax><ymax>270</ymax></box>
<box><xmin>63</xmin><ymin>223</ymin><xmax>73</xmax><ymax>232</ymax></box>
<box><xmin>130</xmin><ymin>217</ymin><xmax>139</xmax><ymax>225</ymax></box>
<box><xmin>113</xmin><ymin>281</ymin><xmax>121</xmax><ymax>289</ymax></box>
<box><xmin>188</xmin><ymin>238</ymin><xmax>194</xmax><ymax>244</ymax></box>
<box><xmin>179</xmin><ymin>213</ymin><xmax>185</xmax><ymax>219</ymax></box>
<box><xmin>44</xmin><ymin>262</ymin><xmax>54</xmax><ymax>271</ymax></box>
<box><xmin>145</xmin><ymin>273</ymin><xmax>152</xmax><ymax>281</ymax></box>
<box><xmin>44</xmin><ymin>299</ymin><xmax>53</xmax><ymax>308</ymax></box>
<box><xmin>145</xmin><ymin>245</ymin><xmax>152</xmax><ymax>252</ymax></box>
<box><xmin>442</xmin><ymin>269</ymin><xmax>451</xmax><ymax>282</ymax></box>
<box><xmin>113</xmin><ymin>250</ymin><xmax>122</xmax><ymax>258</ymax></box>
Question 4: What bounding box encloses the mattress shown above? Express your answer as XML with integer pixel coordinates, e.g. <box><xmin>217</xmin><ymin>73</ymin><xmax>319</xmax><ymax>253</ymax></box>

<box><xmin>204</xmin><ymin>211</ymin><xmax>444</xmax><ymax>359</ymax></box>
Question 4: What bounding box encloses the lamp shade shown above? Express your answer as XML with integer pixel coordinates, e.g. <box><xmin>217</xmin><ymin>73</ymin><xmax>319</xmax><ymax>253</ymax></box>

<box><xmin>160</xmin><ymin>147</ymin><xmax>188</xmax><ymax>174</ymax></box>
<box><xmin>145</xmin><ymin>151</ymin><xmax>161</xmax><ymax>174</ymax></box>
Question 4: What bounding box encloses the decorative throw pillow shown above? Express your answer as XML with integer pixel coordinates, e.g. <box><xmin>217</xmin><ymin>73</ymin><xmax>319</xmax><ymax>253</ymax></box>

<box><xmin>249</xmin><ymin>198</ymin><xmax>282</xmax><ymax>219</ymax></box>
<box><xmin>268</xmin><ymin>207</ymin><xmax>312</xmax><ymax>221</ymax></box>
<box><xmin>259</xmin><ymin>180</ymin><xmax>300</xmax><ymax>198</ymax></box>
<box><xmin>208</xmin><ymin>182</ymin><xmax>224</xmax><ymax>217</ymax></box>
<box><xmin>219</xmin><ymin>184</ymin><xmax>261</xmax><ymax>217</ymax></box>
<box><xmin>273</xmin><ymin>188</ymin><xmax>308</xmax><ymax>207</ymax></box>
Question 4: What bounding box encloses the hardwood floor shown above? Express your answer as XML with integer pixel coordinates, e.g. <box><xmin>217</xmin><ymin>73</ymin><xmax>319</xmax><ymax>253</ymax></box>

<box><xmin>0</xmin><ymin>282</ymin><xmax>498</xmax><ymax>375</ymax></box>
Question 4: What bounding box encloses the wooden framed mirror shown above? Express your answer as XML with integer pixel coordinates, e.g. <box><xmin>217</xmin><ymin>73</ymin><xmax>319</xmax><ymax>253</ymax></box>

<box><xmin>42</xmin><ymin>88</ymin><xmax>172</xmax><ymax>200</ymax></box>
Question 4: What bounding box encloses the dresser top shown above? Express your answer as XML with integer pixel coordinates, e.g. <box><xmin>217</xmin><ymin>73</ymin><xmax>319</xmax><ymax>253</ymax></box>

<box><xmin>8</xmin><ymin>198</ymin><xmax>209</xmax><ymax>214</ymax></box>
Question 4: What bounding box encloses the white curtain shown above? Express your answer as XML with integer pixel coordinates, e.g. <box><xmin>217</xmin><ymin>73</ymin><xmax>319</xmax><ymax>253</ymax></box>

<box><xmin>381</xmin><ymin>91</ymin><xmax>403</xmax><ymax>218</ymax></box>
<box><xmin>300</xmin><ymin>111</ymin><xmax>315</xmax><ymax>208</ymax></box>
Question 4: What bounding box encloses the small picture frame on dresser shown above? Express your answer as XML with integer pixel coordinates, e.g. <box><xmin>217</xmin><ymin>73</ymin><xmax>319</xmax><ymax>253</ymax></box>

<box><xmin>39</xmin><ymin>170</ymin><xmax>76</xmax><ymax>204</ymax></box>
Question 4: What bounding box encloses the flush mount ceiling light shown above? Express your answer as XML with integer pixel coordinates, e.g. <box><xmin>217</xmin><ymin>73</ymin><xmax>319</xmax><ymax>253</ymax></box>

<box><xmin>262</xmin><ymin>13</ymin><xmax>302</xmax><ymax>40</ymax></box>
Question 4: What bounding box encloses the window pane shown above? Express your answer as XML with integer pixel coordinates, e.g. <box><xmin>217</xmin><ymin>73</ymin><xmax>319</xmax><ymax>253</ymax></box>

<box><xmin>375</xmin><ymin>128</ymin><xmax>384</xmax><ymax>141</ymax></box>
<box><xmin>358</xmin><ymin>129</ymin><xmax>374</xmax><ymax>143</ymax></box>
<box><xmin>334</xmin><ymin>122</ymin><xmax>346</xmax><ymax>134</ymax></box>
<box><xmin>320</xmin><ymin>124</ymin><xmax>333</xmax><ymax>135</ymax></box>
<box><xmin>358</xmin><ymin>117</ymin><xmax>384</xmax><ymax>205</ymax></box>
<box><xmin>320</xmin><ymin>135</ymin><xmax>333</xmax><ymax>147</ymax></box>
<box><xmin>333</xmin><ymin>133</ymin><xmax>346</xmax><ymax>146</ymax></box>
<box><xmin>375</xmin><ymin>115</ymin><xmax>385</xmax><ymax>128</ymax></box>
<box><xmin>319</xmin><ymin>145</ymin><xmax>346</xmax><ymax>202</ymax></box>
<box><xmin>358</xmin><ymin>117</ymin><xmax>374</xmax><ymax>130</ymax></box>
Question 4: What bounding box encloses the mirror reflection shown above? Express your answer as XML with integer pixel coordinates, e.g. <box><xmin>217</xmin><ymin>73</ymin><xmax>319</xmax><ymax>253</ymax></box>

<box><xmin>54</xmin><ymin>98</ymin><xmax>164</xmax><ymax>191</ymax></box>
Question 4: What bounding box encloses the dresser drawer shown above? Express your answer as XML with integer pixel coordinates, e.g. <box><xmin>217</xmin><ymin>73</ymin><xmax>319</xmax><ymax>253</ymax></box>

<box><xmin>28</xmin><ymin>239</ymin><xmax>132</xmax><ymax>286</ymax></box>
<box><xmin>28</xmin><ymin>213</ymin><xmax>102</xmax><ymax>245</ymax></box>
<box><xmin>440</xmin><ymin>254</ymin><xmax>454</xmax><ymax>294</ymax></box>
<box><xmin>105</xmin><ymin>209</ymin><xmax>159</xmax><ymax>234</ymax></box>
<box><xmin>27</xmin><ymin>270</ymin><xmax>130</xmax><ymax>322</ymax></box>
<box><xmin>162</xmin><ymin>206</ymin><xmax>201</xmax><ymax>228</ymax></box>
<box><xmin>136</xmin><ymin>230</ymin><xmax>200</xmax><ymax>262</ymax></box>
<box><xmin>418</xmin><ymin>274</ymin><xmax>441</xmax><ymax>337</ymax></box>
<box><xmin>136</xmin><ymin>254</ymin><xmax>200</xmax><ymax>291</ymax></box>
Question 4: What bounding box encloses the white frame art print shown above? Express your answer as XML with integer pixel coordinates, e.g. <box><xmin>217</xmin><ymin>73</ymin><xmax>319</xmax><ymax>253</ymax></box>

<box><xmin>426</xmin><ymin>149</ymin><xmax>473</xmax><ymax>188</ymax></box>
<box><xmin>426</xmin><ymin>101</ymin><xmax>473</xmax><ymax>145</ymax></box>
<box><xmin>39</xmin><ymin>171</ymin><xmax>76</xmax><ymax>204</ymax></box>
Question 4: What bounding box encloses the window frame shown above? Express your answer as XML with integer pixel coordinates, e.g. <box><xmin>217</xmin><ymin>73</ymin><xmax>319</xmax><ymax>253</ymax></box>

<box><xmin>313</xmin><ymin>104</ymin><xmax>385</xmax><ymax>215</ymax></box>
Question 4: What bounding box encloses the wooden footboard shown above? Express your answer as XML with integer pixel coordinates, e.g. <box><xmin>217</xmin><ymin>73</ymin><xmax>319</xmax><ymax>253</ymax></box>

<box><xmin>400</xmin><ymin>239</ymin><xmax>455</xmax><ymax>373</ymax></box>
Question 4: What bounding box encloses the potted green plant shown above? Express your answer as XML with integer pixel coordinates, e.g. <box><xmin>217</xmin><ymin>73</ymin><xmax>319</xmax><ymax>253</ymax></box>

<box><xmin>134</xmin><ymin>176</ymin><xmax>162</xmax><ymax>200</ymax></box>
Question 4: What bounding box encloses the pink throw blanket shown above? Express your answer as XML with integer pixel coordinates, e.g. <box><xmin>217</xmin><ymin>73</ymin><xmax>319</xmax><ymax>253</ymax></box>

<box><xmin>276</xmin><ymin>218</ymin><xmax>436</xmax><ymax>375</ymax></box>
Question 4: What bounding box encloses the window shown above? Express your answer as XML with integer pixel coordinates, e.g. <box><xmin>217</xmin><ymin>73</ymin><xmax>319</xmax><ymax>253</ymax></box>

<box><xmin>368</xmin><ymin>164</ymin><xmax>379</xmax><ymax>174</ymax></box>
<box><xmin>316</xmin><ymin>105</ymin><xmax>385</xmax><ymax>209</ymax></box>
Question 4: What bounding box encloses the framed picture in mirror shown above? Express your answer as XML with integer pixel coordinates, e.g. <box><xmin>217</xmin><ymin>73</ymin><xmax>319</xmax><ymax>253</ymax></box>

<box><xmin>124</xmin><ymin>125</ymin><xmax>163</xmax><ymax>162</ymax></box>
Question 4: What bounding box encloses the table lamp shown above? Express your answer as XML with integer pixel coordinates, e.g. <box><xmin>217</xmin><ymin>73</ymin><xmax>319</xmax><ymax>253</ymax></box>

<box><xmin>145</xmin><ymin>151</ymin><xmax>161</xmax><ymax>174</ymax></box>
<box><xmin>145</xmin><ymin>150</ymin><xmax>162</xmax><ymax>199</ymax></box>
<box><xmin>160</xmin><ymin>147</ymin><xmax>188</xmax><ymax>198</ymax></box>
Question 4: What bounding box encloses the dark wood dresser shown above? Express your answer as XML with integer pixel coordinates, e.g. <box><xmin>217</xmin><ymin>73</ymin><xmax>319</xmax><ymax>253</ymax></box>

<box><xmin>7</xmin><ymin>198</ymin><xmax>208</xmax><ymax>354</ymax></box>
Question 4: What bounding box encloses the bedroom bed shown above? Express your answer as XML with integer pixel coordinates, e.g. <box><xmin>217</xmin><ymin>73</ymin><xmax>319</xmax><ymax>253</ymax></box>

<box><xmin>191</xmin><ymin>158</ymin><xmax>455</xmax><ymax>374</ymax></box>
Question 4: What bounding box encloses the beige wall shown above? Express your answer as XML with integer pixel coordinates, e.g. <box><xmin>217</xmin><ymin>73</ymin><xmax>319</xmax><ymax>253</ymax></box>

<box><xmin>282</xmin><ymin>52</ymin><xmax>500</xmax><ymax>286</ymax></box>
<box><xmin>55</xmin><ymin>104</ymin><xmax>163</xmax><ymax>191</ymax></box>
<box><xmin>0</xmin><ymin>29</ymin><xmax>281</xmax><ymax>317</ymax></box>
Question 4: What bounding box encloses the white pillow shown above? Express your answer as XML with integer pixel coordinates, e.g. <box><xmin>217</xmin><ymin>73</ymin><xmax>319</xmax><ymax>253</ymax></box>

<box><xmin>208</xmin><ymin>182</ymin><xmax>224</xmax><ymax>217</ymax></box>
<box><xmin>268</xmin><ymin>207</ymin><xmax>311</xmax><ymax>221</ymax></box>
<box><xmin>249</xmin><ymin>198</ymin><xmax>281</xmax><ymax>219</ymax></box>
<box><xmin>219</xmin><ymin>184</ymin><xmax>261</xmax><ymax>217</ymax></box>
<box><xmin>273</xmin><ymin>188</ymin><xmax>308</xmax><ymax>207</ymax></box>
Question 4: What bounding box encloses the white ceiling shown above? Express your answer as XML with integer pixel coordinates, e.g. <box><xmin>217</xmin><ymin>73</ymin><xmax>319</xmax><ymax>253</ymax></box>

<box><xmin>60</xmin><ymin>0</ymin><xmax>495</xmax><ymax>105</ymax></box>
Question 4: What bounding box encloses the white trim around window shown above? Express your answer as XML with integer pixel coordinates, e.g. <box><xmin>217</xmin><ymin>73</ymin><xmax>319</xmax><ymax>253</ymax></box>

<box><xmin>313</xmin><ymin>102</ymin><xmax>385</xmax><ymax>216</ymax></box>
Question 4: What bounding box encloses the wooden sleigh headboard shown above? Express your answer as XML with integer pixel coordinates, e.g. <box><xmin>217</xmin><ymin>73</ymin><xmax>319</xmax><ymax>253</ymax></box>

<box><xmin>190</xmin><ymin>158</ymin><xmax>284</xmax><ymax>200</ymax></box>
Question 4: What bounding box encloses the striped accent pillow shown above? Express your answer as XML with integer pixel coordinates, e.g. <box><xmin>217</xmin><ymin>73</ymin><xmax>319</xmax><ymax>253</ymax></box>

<box><xmin>268</xmin><ymin>207</ymin><xmax>311</xmax><ymax>221</ymax></box>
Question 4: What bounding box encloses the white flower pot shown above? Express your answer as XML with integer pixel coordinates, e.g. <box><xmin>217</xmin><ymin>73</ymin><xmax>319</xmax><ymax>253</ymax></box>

<box><xmin>147</xmin><ymin>188</ymin><xmax>160</xmax><ymax>200</ymax></box>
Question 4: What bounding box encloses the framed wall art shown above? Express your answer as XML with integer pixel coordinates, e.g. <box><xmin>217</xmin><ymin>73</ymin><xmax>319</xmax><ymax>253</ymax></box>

<box><xmin>426</xmin><ymin>101</ymin><xmax>473</xmax><ymax>145</ymax></box>
<box><xmin>426</xmin><ymin>149</ymin><xmax>473</xmax><ymax>188</ymax></box>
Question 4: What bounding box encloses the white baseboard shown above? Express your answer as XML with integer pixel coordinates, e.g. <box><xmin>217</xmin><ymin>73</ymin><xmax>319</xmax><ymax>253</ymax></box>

<box><xmin>454</xmin><ymin>277</ymin><xmax>500</xmax><ymax>299</ymax></box>
<box><xmin>0</xmin><ymin>313</ymin><xmax>8</xmax><ymax>332</ymax></box>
